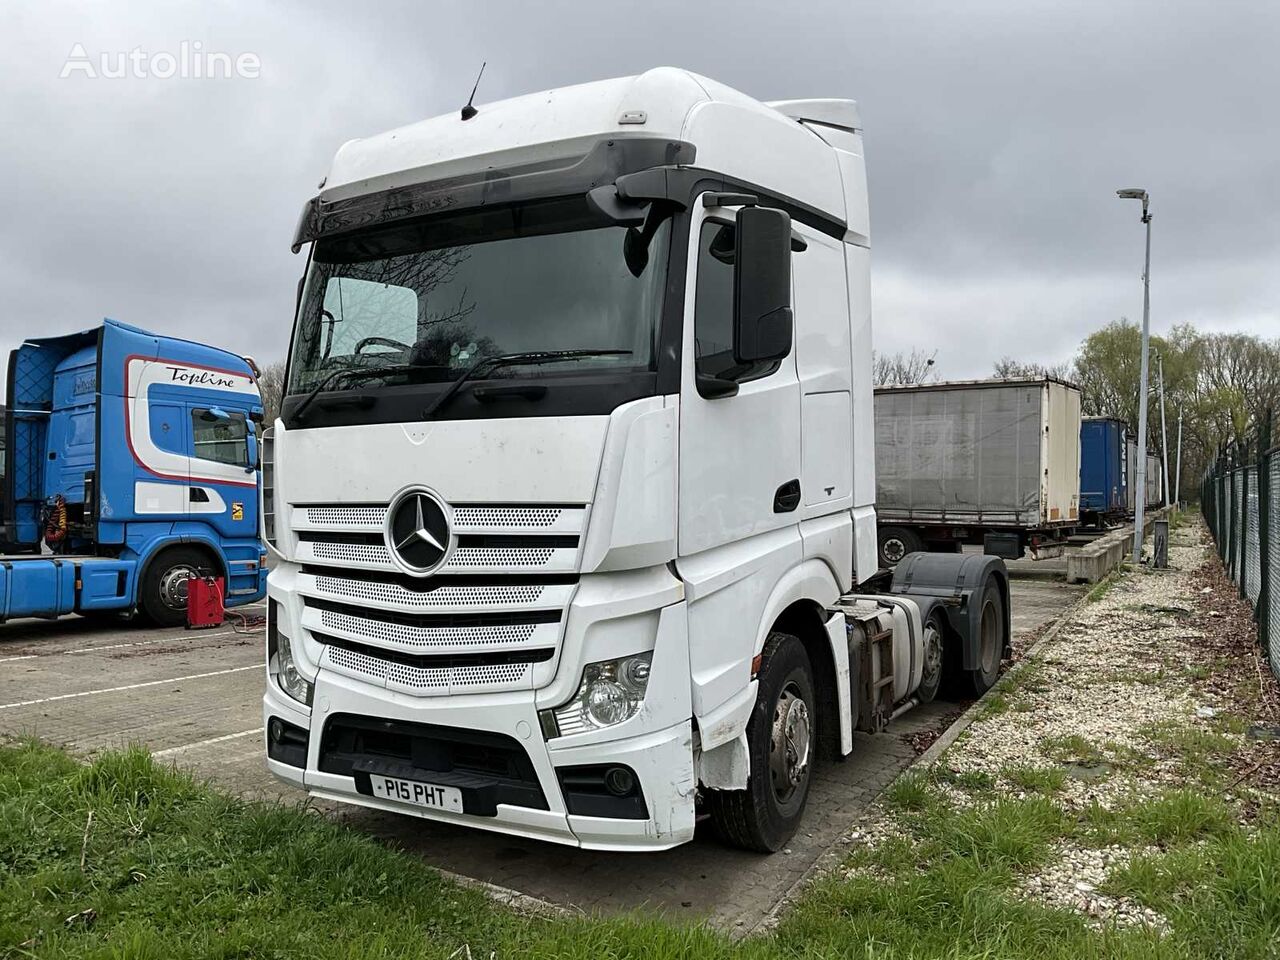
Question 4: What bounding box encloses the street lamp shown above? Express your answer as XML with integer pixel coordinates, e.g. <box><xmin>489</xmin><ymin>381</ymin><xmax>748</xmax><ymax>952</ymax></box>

<box><xmin>1117</xmin><ymin>187</ymin><xmax>1152</xmax><ymax>562</ymax></box>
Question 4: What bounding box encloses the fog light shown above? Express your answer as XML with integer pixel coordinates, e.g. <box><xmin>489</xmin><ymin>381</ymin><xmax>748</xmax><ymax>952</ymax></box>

<box><xmin>603</xmin><ymin>766</ymin><xmax>635</xmax><ymax>796</ymax></box>
<box><xmin>268</xmin><ymin>717</ymin><xmax>284</xmax><ymax>743</ymax></box>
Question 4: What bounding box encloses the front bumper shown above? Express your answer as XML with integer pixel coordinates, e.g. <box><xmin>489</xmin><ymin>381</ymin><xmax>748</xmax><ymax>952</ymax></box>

<box><xmin>263</xmin><ymin>671</ymin><xmax>696</xmax><ymax>851</ymax></box>
<box><xmin>263</xmin><ymin>562</ymin><xmax>696</xmax><ymax>852</ymax></box>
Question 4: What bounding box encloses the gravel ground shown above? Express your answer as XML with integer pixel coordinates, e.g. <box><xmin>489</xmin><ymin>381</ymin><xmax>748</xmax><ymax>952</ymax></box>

<box><xmin>839</xmin><ymin>517</ymin><xmax>1280</xmax><ymax>933</ymax></box>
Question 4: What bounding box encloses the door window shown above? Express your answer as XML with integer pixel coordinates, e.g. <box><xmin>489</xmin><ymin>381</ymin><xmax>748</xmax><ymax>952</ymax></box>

<box><xmin>693</xmin><ymin>220</ymin><xmax>781</xmax><ymax>385</ymax></box>
<box><xmin>191</xmin><ymin>409</ymin><xmax>249</xmax><ymax>466</ymax></box>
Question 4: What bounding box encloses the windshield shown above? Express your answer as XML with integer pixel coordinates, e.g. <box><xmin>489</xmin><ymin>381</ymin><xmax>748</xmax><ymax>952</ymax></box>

<box><xmin>288</xmin><ymin>196</ymin><xmax>671</xmax><ymax>393</ymax></box>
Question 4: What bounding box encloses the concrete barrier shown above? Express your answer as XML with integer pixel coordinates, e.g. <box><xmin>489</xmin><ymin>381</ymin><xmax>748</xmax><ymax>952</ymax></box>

<box><xmin>1065</xmin><ymin>507</ymin><xmax>1173</xmax><ymax>584</ymax></box>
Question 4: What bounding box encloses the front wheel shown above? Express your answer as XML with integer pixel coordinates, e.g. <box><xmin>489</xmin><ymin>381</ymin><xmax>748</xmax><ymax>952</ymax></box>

<box><xmin>139</xmin><ymin>546</ymin><xmax>209</xmax><ymax>628</ymax></box>
<box><xmin>707</xmin><ymin>632</ymin><xmax>816</xmax><ymax>852</ymax></box>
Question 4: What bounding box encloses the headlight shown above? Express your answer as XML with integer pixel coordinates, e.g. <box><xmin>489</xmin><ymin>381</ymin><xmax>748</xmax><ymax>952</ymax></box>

<box><xmin>546</xmin><ymin>652</ymin><xmax>652</xmax><ymax>737</ymax></box>
<box><xmin>268</xmin><ymin>599</ymin><xmax>312</xmax><ymax>706</ymax></box>
<box><xmin>276</xmin><ymin>631</ymin><xmax>314</xmax><ymax>706</ymax></box>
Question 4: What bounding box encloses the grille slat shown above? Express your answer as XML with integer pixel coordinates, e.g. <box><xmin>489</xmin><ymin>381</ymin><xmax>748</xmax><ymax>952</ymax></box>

<box><xmin>323</xmin><ymin>639</ymin><xmax>535</xmax><ymax>695</ymax></box>
<box><xmin>292</xmin><ymin>502</ymin><xmax>585</xmax><ymax>534</ymax></box>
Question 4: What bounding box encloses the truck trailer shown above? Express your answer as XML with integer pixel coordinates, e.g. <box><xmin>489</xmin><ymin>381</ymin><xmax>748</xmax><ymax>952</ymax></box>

<box><xmin>873</xmin><ymin>378</ymin><xmax>1082</xmax><ymax>565</ymax></box>
<box><xmin>2</xmin><ymin>320</ymin><xmax>267</xmax><ymax>625</ymax></box>
<box><xmin>1079</xmin><ymin>416</ymin><xmax>1128</xmax><ymax>527</ymax></box>
<box><xmin>262</xmin><ymin>68</ymin><xmax>1012</xmax><ymax>853</ymax></box>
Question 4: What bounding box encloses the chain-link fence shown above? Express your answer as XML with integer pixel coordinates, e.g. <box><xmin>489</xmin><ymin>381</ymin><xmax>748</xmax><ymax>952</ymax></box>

<box><xmin>1202</xmin><ymin>415</ymin><xmax>1278</xmax><ymax>684</ymax></box>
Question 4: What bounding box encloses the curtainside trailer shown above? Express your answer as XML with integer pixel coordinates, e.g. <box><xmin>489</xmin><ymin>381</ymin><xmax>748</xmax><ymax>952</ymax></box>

<box><xmin>873</xmin><ymin>378</ymin><xmax>1082</xmax><ymax>564</ymax></box>
<box><xmin>2</xmin><ymin>319</ymin><xmax>267</xmax><ymax>626</ymax></box>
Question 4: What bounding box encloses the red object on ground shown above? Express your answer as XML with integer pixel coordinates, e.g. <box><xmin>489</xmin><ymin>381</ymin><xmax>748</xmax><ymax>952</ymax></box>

<box><xmin>186</xmin><ymin>575</ymin><xmax>225</xmax><ymax>629</ymax></box>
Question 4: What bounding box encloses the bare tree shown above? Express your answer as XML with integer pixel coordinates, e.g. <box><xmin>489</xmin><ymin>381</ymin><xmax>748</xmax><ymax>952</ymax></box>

<box><xmin>873</xmin><ymin>348</ymin><xmax>937</xmax><ymax>385</ymax></box>
<box><xmin>256</xmin><ymin>359</ymin><xmax>287</xmax><ymax>427</ymax></box>
<box><xmin>992</xmin><ymin>356</ymin><xmax>1073</xmax><ymax>381</ymax></box>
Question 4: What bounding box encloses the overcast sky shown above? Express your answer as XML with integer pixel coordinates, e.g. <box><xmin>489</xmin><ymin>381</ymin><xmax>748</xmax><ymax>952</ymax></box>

<box><xmin>2</xmin><ymin>0</ymin><xmax>1276</xmax><ymax>387</ymax></box>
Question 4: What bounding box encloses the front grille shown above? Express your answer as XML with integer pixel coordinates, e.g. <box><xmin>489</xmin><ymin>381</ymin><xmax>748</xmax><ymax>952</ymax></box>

<box><xmin>312</xmin><ymin>573</ymin><xmax>549</xmax><ymax>609</ymax></box>
<box><xmin>318</xmin><ymin>633</ymin><xmax>551</xmax><ymax>695</ymax></box>
<box><xmin>303</xmin><ymin>596</ymin><xmax>560</xmax><ymax>654</ymax></box>
<box><xmin>296</xmin><ymin>531</ymin><xmax>580</xmax><ymax>574</ymax></box>
<box><xmin>319</xmin><ymin>713</ymin><xmax>548</xmax><ymax>814</ymax></box>
<box><xmin>290</xmin><ymin>501</ymin><xmax>585</xmax><ymax>695</ymax></box>
<box><xmin>293</xmin><ymin>502</ymin><xmax>586</xmax><ymax>535</ymax></box>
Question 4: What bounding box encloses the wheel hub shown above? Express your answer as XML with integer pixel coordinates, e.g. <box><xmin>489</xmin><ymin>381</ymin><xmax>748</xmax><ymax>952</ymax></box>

<box><xmin>922</xmin><ymin>621</ymin><xmax>943</xmax><ymax>687</ymax></box>
<box><xmin>883</xmin><ymin>538</ymin><xmax>907</xmax><ymax>563</ymax></box>
<box><xmin>158</xmin><ymin>565</ymin><xmax>198</xmax><ymax>611</ymax></box>
<box><xmin>769</xmin><ymin>684</ymin><xmax>812</xmax><ymax>802</ymax></box>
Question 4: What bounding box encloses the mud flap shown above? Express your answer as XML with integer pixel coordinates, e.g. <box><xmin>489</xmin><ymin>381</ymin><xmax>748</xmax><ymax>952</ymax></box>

<box><xmin>888</xmin><ymin>552</ymin><xmax>1011</xmax><ymax>670</ymax></box>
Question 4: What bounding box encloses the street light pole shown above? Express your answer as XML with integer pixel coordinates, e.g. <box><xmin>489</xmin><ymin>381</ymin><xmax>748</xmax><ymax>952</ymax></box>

<box><xmin>1174</xmin><ymin>409</ymin><xmax>1183</xmax><ymax>506</ymax></box>
<box><xmin>1118</xmin><ymin>188</ymin><xmax>1152</xmax><ymax>563</ymax></box>
<box><xmin>1156</xmin><ymin>351</ymin><xmax>1170</xmax><ymax>508</ymax></box>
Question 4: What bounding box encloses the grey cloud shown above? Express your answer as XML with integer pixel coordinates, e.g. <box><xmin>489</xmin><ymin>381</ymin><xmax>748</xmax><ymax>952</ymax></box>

<box><xmin>1</xmin><ymin>0</ymin><xmax>1276</xmax><ymax>384</ymax></box>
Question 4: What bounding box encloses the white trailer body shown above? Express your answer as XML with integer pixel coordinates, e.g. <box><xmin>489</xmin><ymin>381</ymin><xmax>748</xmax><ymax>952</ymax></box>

<box><xmin>872</xmin><ymin>378</ymin><xmax>1081</xmax><ymax>563</ymax></box>
<box><xmin>262</xmin><ymin>69</ymin><xmax>1009</xmax><ymax>853</ymax></box>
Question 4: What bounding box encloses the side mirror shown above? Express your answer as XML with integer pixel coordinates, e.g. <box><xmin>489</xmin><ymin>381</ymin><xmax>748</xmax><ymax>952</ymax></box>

<box><xmin>733</xmin><ymin>206</ymin><xmax>793</xmax><ymax>364</ymax></box>
<box><xmin>203</xmin><ymin>406</ymin><xmax>232</xmax><ymax>422</ymax></box>
<box><xmin>246</xmin><ymin>431</ymin><xmax>259</xmax><ymax>473</ymax></box>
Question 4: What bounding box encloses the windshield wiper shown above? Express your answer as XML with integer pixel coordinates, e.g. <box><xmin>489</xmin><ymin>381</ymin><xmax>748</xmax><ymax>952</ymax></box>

<box><xmin>421</xmin><ymin>349</ymin><xmax>632</xmax><ymax>421</ymax></box>
<box><xmin>290</xmin><ymin>365</ymin><xmax>416</xmax><ymax>424</ymax></box>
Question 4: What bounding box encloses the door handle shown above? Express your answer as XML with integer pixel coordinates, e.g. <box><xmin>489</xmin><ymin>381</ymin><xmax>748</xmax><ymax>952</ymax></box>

<box><xmin>773</xmin><ymin>479</ymin><xmax>801</xmax><ymax>513</ymax></box>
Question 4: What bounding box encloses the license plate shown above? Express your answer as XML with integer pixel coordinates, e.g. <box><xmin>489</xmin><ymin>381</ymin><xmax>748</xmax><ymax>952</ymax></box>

<box><xmin>369</xmin><ymin>775</ymin><xmax>464</xmax><ymax>812</ymax></box>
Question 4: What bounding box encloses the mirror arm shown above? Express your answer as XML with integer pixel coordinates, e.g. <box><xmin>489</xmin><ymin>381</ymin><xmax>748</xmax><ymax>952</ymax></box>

<box><xmin>695</xmin><ymin>372</ymin><xmax>740</xmax><ymax>399</ymax></box>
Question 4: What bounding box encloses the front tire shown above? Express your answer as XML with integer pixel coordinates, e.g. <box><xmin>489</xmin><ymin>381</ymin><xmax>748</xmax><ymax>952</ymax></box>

<box><xmin>139</xmin><ymin>546</ymin><xmax>209</xmax><ymax>628</ymax></box>
<box><xmin>707</xmin><ymin>632</ymin><xmax>816</xmax><ymax>852</ymax></box>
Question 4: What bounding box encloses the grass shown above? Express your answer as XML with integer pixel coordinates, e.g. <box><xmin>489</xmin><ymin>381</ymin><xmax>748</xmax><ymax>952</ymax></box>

<box><xmin>1042</xmin><ymin>733</ymin><xmax>1109</xmax><ymax>767</ymax></box>
<box><xmin>2</xmin><ymin>739</ymin><xmax>1278</xmax><ymax>959</ymax></box>
<box><xmin>1004</xmin><ymin>765</ymin><xmax>1068</xmax><ymax>795</ymax></box>
<box><xmin>1085</xmin><ymin>565</ymin><xmax>1128</xmax><ymax>603</ymax></box>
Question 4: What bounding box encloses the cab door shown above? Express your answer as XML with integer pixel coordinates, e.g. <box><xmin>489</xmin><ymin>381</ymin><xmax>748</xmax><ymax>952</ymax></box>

<box><xmin>186</xmin><ymin>405</ymin><xmax>256</xmax><ymax>539</ymax></box>
<box><xmin>677</xmin><ymin>201</ymin><xmax>802</xmax><ymax>556</ymax></box>
<box><xmin>676</xmin><ymin>199</ymin><xmax>804</xmax><ymax>724</ymax></box>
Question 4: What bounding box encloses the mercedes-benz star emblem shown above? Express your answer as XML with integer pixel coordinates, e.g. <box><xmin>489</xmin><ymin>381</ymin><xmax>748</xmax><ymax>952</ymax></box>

<box><xmin>386</xmin><ymin>490</ymin><xmax>451</xmax><ymax>575</ymax></box>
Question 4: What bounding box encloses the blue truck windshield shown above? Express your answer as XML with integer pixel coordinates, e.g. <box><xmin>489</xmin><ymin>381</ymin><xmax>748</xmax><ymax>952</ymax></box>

<box><xmin>288</xmin><ymin>196</ymin><xmax>671</xmax><ymax>393</ymax></box>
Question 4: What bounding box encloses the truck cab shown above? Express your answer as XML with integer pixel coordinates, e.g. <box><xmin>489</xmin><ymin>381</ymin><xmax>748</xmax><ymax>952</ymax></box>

<box><xmin>3</xmin><ymin>319</ymin><xmax>267</xmax><ymax>624</ymax></box>
<box><xmin>265</xmin><ymin>69</ymin><xmax>1009</xmax><ymax>852</ymax></box>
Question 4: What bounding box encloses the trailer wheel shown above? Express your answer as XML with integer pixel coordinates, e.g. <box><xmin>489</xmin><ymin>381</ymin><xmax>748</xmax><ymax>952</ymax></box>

<box><xmin>139</xmin><ymin>546</ymin><xmax>209</xmax><ymax>628</ymax></box>
<box><xmin>878</xmin><ymin>526</ymin><xmax>922</xmax><ymax>567</ymax></box>
<box><xmin>962</xmin><ymin>580</ymin><xmax>1005</xmax><ymax>696</ymax></box>
<box><xmin>707</xmin><ymin>632</ymin><xmax>816</xmax><ymax>852</ymax></box>
<box><xmin>917</xmin><ymin>611</ymin><xmax>946</xmax><ymax>703</ymax></box>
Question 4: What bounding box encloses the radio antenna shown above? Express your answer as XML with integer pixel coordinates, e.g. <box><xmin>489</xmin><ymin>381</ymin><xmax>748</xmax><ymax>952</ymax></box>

<box><xmin>460</xmin><ymin>62</ymin><xmax>486</xmax><ymax>121</ymax></box>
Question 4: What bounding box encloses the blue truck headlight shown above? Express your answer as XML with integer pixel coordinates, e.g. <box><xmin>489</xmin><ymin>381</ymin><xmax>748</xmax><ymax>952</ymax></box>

<box><xmin>547</xmin><ymin>652</ymin><xmax>652</xmax><ymax>736</ymax></box>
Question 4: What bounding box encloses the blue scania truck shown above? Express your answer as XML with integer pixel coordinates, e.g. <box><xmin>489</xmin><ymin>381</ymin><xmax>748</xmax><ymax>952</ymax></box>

<box><xmin>1079</xmin><ymin>416</ymin><xmax>1128</xmax><ymax>527</ymax></box>
<box><xmin>2</xmin><ymin>319</ymin><xmax>267</xmax><ymax>626</ymax></box>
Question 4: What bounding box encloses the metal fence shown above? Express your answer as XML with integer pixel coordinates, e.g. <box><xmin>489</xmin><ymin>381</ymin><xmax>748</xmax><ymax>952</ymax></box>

<box><xmin>1201</xmin><ymin>415</ymin><xmax>1279</xmax><ymax>684</ymax></box>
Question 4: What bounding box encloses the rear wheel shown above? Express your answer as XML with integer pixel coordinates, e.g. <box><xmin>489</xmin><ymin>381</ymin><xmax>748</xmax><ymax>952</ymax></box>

<box><xmin>962</xmin><ymin>581</ymin><xmax>1004</xmax><ymax>696</ymax></box>
<box><xmin>878</xmin><ymin>526</ymin><xmax>923</xmax><ymax>567</ymax></box>
<box><xmin>916</xmin><ymin>610</ymin><xmax>946</xmax><ymax>703</ymax></box>
<box><xmin>707</xmin><ymin>633</ymin><xmax>816</xmax><ymax>852</ymax></box>
<box><xmin>139</xmin><ymin>546</ymin><xmax>210</xmax><ymax>628</ymax></box>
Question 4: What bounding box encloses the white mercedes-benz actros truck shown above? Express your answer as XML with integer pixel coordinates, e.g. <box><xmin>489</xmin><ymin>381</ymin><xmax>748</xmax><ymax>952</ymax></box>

<box><xmin>263</xmin><ymin>68</ymin><xmax>1010</xmax><ymax>852</ymax></box>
